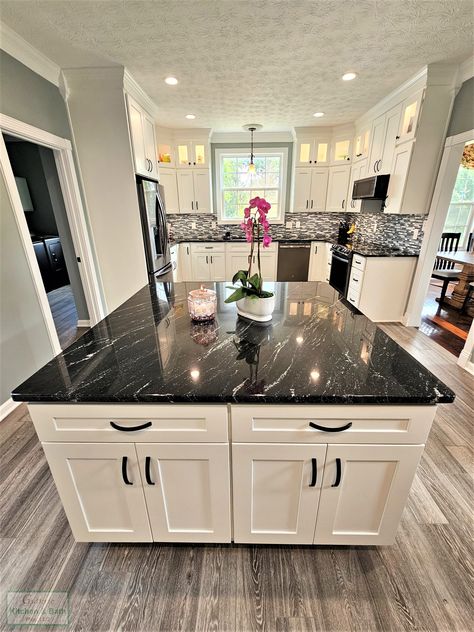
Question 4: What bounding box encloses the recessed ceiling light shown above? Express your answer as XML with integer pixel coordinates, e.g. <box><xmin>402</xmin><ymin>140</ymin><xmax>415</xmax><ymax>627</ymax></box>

<box><xmin>164</xmin><ymin>76</ymin><xmax>178</xmax><ymax>85</ymax></box>
<box><xmin>342</xmin><ymin>72</ymin><xmax>357</xmax><ymax>81</ymax></box>
<box><xmin>313</xmin><ymin>112</ymin><xmax>325</xmax><ymax>118</ymax></box>
<box><xmin>185</xmin><ymin>114</ymin><xmax>196</xmax><ymax>119</ymax></box>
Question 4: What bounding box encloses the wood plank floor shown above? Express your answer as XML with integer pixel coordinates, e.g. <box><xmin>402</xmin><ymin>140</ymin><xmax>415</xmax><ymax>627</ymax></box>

<box><xmin>47</xmin><ymin>285</ymin><xmax>88</xmax><ymax>350</ymax></box>
<box><xmin>0</xmin><ymin>324</ymin><xmax>473</xmax><ymax>631</ymax></box>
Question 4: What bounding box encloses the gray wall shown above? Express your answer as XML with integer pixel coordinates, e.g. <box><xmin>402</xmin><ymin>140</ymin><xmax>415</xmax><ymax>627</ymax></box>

<box><xmin>0</xmin><ymin>50</ymin><xmax>83</xmax><ymax>404</ymax></box>
<box><xmin>447</xmin><ymin>77</ymin><xmax>474</xmax><ymax>137</ymax></box>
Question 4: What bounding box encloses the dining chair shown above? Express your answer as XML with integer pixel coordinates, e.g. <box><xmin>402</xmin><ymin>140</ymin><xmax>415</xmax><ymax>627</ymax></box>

<box><xmin>467</xmin><ymin>232</ymin><xmax>473</xmax><ymax>253</ymax></box>
<box><xmin>431</xmin><ymin>232</ymin><xmax>462</xmax><ymax>308</ymax></box>
<box><xmin>461</xmin><ymin>281</ymin><xmax>474</xmax><ymax>314</ymax></box>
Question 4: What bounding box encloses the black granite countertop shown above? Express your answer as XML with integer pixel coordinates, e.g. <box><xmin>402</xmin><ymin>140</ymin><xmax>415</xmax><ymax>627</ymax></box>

<box><xmin>170</xmin><ymin>238</ymin><xmax>419</xmax><ymax>257</ymax></box>
<box><xmin>12</xmin><ymin>282</ymin><xmax>454</xmax><ymax>405</ymax></box>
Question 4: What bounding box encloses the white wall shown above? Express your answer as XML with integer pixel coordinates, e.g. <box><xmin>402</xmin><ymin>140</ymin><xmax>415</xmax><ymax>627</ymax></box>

<box><xmin>62</xmin><ymin>67</ymin><xmax>148</xmax><ymax>313</ymax></box>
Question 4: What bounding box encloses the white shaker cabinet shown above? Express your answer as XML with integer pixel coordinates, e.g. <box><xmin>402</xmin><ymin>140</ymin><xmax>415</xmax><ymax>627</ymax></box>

<box><xmin>177</xmin><ymin>170</ymin><xmax>211</xmax><ymax>213</ymax></box>
<box><xmin>159</xmin><ymin>169</ymin><xmax>179</xmax><ymax>213</ymax></box>
<box><xmin>126</xmin><ymin>95</ymin><xmax>158</xmax><ymax>179</ymax></box>
<box><xmin>384</xmin><ymin>141</ymin><xmax>414</xmax><ymax>214</ymax></box>
<box><xmin>293</xmin><ymin>168</ymin><xmax>312</xmax><ymax>211</ymax></box>
<box><xmin>314</xmin><ymin>444</ymin><xmax>423</xmax><ymax>545</ymax></box>
<box><xmin>176</xmin><ymin>171</ymin><xmax>195</xmax><ymax>212</ymax></box>
<box><xmin>308</xmin><ymin>241</ymin><xmax>330</xmax><ymax>282</ymax></box>
<box><xmin>42</xmin><ymin>442</ymin><xmax>152</xmax><ymax>543</ymax></box>
<box><xmin>326</xmin><ymin>165</ymin><xmax>351</xmax><ymax>212</ymax></box>
<box><xmin>232</xmin><ymin>443</ymin><xmax>327</xmax><ymax>544</ymax></box>
<box><xmin>135</xmin><ymin>443</ymin><xmax>231</xmax><ymax>543</ymax></box>
<box><xmin>190</xmin><ymin>243</ymin><xmax>226</xmax><ymax>281</ymax></box>
<box><xmin>193</xmin><ymin>170</ymin><xmax>211</xmax><ymax>213</ymax></box>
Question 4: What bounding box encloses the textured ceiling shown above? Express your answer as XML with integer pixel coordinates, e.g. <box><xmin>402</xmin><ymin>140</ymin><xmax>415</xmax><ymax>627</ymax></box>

<box><xmin>1</xmin><ymin>0</ymin><xmax>473</xmax><ymax>130</ymax></box>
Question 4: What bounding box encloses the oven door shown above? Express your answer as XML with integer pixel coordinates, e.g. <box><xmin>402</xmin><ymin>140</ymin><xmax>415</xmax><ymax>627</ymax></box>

<box><xmin>329</xmin><ymin>252</ymin><xmax>351</xmax><ymax>295</ymax></box>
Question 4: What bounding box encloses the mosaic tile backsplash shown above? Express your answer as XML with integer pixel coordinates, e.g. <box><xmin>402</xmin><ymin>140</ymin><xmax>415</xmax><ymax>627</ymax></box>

<box><xmin>168</xmin><ymin>212</ymin><xmax>426</xmax><ymax>252</ymax></box>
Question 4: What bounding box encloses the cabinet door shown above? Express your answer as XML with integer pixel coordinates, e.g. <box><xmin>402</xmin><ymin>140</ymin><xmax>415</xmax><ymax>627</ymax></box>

<box><xmin>384</xmin><ymin>141</ymin><xmax>414</xmax><ymax>214</ymax></box>
<box><xmin>127</xmin><ymin>97</ymin><xmax>147</xmax><ymax>176</ymax></box>
<box><xmin>314</xmin><ymin>444</ymin><xmax>423</xmax><ymax>545</ymax></box>
<box><xmin>293</xmin><ymin>168</ymin><xmax>312</xmax><ymax>211</ymax></box>
<box><xmin>176</xmin><ymin>142</ymin><xmax>193</xmax><ymax>168</ymax></box>
<box><xmin>259</xmin><ymin>251</ymin><xmax>278</xmax><ymax>281</ymax></box>
<box><xmin>143</xmin><ymin>113</ymin><xmax>158</xmax><ymax>178</ymax></box>
<box><xmin>176</xmin><ymin>171</ymin><xmax>195</xmax><ymax>212</ymax></box>
<box><xmin>227</xmin><ymin>249</ymin><xmax>251</xmax><ymax>278</ymax></box>
<box><xmin>332</xmin><ymin>137</ymin><xmax>352</xmax><ymax>164</ymax></box>
<box><xmin>347</xmin><ymin>160</ymin><xmax>367</xmax><ymax>212</ymax></box>
<box><xmin>233</xmin><ymin>443</ymin><xmax>327</xmax><ymax>544</ymax></box>
<box><xmin>136</xmin><ymin>444</ymin><xmax>231</xmax><ymax>543</ymax></box>
<box><xmin>308</xmin><ymin>241</ymin><xmax>326</xmax><ymax>281</ymax></box>
<box><xmin>159</xmin><ymin>170</ymin><xmax>179</xmax><ymax>214</ymax></box>
<box><xmin>380</xmin><ymin>103</ymin><xmax>402</xmax><ymax>174</ymax></box>
<box><xmin>397</xmin><ymin>89</ymin><xmax>424</xmax><ymax>144</ymax></box>
<box><xmin>179</xmin><ymin>243</ymin><xmax>193</xmax><ymax>281</ymax></box>
<box><xmin>193</xmin><ymin>142</ymin><xmax>208</xmax><ymax>168</ymax></box>
<box><xmin>310</xmin><ymin>168</ymin><xmax>329</xmax><ymax>211</ymax></box>
<box><xmin>192</xmin><ymin>253</ymin><xmax>211</xmax><ymax>281</ymax></box>
<box><xmin>42</xmin><ymin>442</ymin><xmax>152</xmax><ymax>542</ymax></box>
<box><xmin>367</xmin><ymin>114</ymin><xmax>385</xmax><ymax>175</ymax></box>
<box><xmin>326</xmin><ymin>166</ymin><xmax>350</xmax><ymax>212</ymax></box>
<box><xmin>296</xmin><ymin>138</ymin><xmax>314</xmax><ymax>166</ymax></box>
<box><xmin>193</xmin><ymin>170</ymin><xmax>211</xmax><ymax>213</ymax></box>
<box><xmin>209</xmin><ymin>252</ymin><xmax>226</xmax><ymax>281</ymax></box>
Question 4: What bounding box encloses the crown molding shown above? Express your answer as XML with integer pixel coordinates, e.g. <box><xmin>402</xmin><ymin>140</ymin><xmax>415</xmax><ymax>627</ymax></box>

<box><xmin>123</xmin><ymin>69</ymin><xmax>159</xmax><ymax>119</ymax></box>
<box><xmin>0</xmin><ymin>21</ymin><xmax>60</xmax><ymax>86</ymax></box>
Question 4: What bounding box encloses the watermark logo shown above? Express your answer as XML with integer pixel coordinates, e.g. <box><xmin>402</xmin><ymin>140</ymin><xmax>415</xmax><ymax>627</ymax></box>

<box><xmin>6</xmin><ymin>591</ymin><xmax>69</xmax><ymax>627</ymax></box>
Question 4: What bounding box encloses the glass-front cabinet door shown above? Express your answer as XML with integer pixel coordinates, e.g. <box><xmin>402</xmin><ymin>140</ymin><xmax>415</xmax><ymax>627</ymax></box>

<box><xmin>177</xmin><ymin>142</ymin><xmax>192</xmax><ymax>167</ymax></box>
<box><xmin>354</xmin><ymin>127</ymin><xmax>370</xmax><ymax>161</ymax></box>
<box><xmin>397</xmin><ymin>89</ymin><xmax>424</xmax><ymax>144</ymax></box>
<box><xmin>158</xmin><ymin>142</ymin><xmax>175</xmax><ymax>167</ymax></box>
<box><xmin>315</xmin><ymin>141</ymin><xmax>329</xmax><ymax>165</ymax></box>
<box><xmin>332</xmin><ymin>137</ymin><xmax>352</xmax><ymax>164</ymax></box>
<box><xmin>193</xmin><ymin>143</ymin><xmax>207</xmax><ymax>167</ymax></box>
<box><xmin>176</xmin><ymin>141</ymin><xmax>208</xmax><ymax>168</ymax></box>
<box><xmin>296</xmin><ymin>138</ymin><xmax>313</xmax><ymax>166</ymax></box>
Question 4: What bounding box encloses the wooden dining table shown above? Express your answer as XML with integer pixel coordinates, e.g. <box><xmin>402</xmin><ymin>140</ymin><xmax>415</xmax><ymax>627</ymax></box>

<box><xmin>436</xmin><ymin>250</ymin><xmax>474</xmax><ymax>313</ymax></box>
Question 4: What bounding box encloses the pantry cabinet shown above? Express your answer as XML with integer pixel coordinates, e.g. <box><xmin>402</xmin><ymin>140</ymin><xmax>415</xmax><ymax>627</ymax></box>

<box><xmin>293</xmin><ymin>168</ymin><xmax>329</xmax><ymax>212</ymax></box>
<box><xmin>126</xmin><ymin>95</ymin><xmax>158</xmax><ymax>179</ymax></box>
<box><xmin>314</xmin><ymin>444</ymin><xmax>423</xmax><ymax>545</ymax></box>
<box><xmin>326</xmin><ymin>165</ymin><xmax>351</xmax><ymax>211</ymax></box>
<box><xmin>177</xmin><ymin>170</ymin><xmax>211</xmax><ymax>213</ymax></box>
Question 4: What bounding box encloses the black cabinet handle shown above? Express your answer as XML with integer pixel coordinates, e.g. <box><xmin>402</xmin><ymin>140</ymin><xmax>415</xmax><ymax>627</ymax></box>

<box><xmin>332</xmin><ymin>458</ymin><xmax>342</xmax><ymax>487</ymax></box>
<box><xmin>211</xmin><ymin>255</ymin><xmax>213</xmax><ymax>264</ymax></box>
<box><xmin>196</xmin><ymin>201</ymin><xmax>199</xmax><ymax>210</ymax></box>
<box><xmin>110</xmin><ymin>421</ymin><xmax>152</xmax><ymax>432</ymax></box>
<box><xmin>145</xmin><ymin>456</ymin><xmax>155</xmax><ymax>485</ymax></box>
<box><xmin>309</xmin><ymin>458</ymin><xmax>317</xmax><ymax>487</ymax></box>
<box><xmin>306</xmin><ymin>199</ymin><xmax>309</xmax><ymax>209</ymax></box>
<box><xmin>342</xmin><ymin>199</ymin><xmax>345</xmax><ymax>209</ymax></box>
<box><xmin>396</xmin><ymin>135</ymin><xmax>400</xmax><ymax>140</ymax></box>
<box><xmin>311</xmin><ymin>200</ymin><xmax>313</xmax><ymax>209</ymax></box>
<box><xmin>122</xmin><ymin>456</ymin><xmax>133</xmax><ymax>485</ymax></box>
<box><xmin>191</xmin><ymin>201</ymin><xmax>194</xmax><ymax>210</ymax></box>
<box><xmin>309</xmin><ymin>421</ymin><xmax>352</xmax><ymax>432</ymax></box>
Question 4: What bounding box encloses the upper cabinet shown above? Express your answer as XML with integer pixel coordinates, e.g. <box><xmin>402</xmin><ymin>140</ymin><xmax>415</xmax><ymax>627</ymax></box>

<box><xmin>296</xmin><ymin>136</ymin><xmax>330</xmax><ymax>166</ymax></box>
<box><xmin>353</xmin><ymin>126</ymin><xmax>370</xmax><ymax>162</ymax></box>
<box><xmin>126</xmin><ymin>95</ymin><xmax>158</xmax><ymax>179</ymax></box>
<box><xmin>366</xmin><ymin>103</ymin><xmax>402</xmax><ymax>176</ymax></box>
<box><xmin>157</xmin><ymin>141</ymin><xmax>175</xmax><ymax>168</ymax></box>
<box><xmin>176</xmin><ymin>141</ymin><xmax>208</xmax><ymax>168</ymax></box>
<box><xmin>397</xmin><ymin>89</ymin><xmax>424</xmax><ymax>145</ymax></box>
<box><xmin>331</xmin><ymin>133</ymin><xmax>352</xmax><ymax>164</ymax></box>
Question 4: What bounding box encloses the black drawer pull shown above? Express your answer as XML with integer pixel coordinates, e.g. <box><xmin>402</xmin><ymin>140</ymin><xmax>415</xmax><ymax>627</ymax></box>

<box><xmin>309</xmin><ymin>458</ymin><xmax>317</xmax><ymax>487</ymax></box>
<box><xmin>145</xmin><ymin>456</ymin><xmax>155</xmax><ymax>485</ymax></box>
<box><xmin>110</xmin><ymin>421</ymin><xmax>152</xmax><ymax>432</ymax></box>
<box><xmin>122</xmin><ymin>456</ymin><xmax>133</xmax><ymax>485</ymax></box>
<box><xmin>309</xmin><ymin>421</ymin><xmax>352</xmax><ymax>432</ymax></box>
<box><xmin>332</xmin><ymin>458</ymin><xmax>342</xmax><ymax>487</ymax></box>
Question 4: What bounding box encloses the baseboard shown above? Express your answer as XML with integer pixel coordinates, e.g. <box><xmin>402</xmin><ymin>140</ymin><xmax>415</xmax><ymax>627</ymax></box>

<box><xmin>0</xmin><ymin>398</ymin><xmax>21</xmax><ymax>421</ymax></box>
<box><xmin>77</xmin><ymin>319</ymin><xmax>91</xmax><ymax>328</ymax></box>
<box><xmin>457</xmin><ymin>348</ymin><xmax>474</xmax><ymax>375</ymax></box>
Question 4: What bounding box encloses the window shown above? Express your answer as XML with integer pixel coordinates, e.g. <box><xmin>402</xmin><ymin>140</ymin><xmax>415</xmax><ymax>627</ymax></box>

<box><xmin>443</xmin><ymin>142</ymin><xmax>474</xmax><ymax>249</ymax></box>
<box><xmin>215</xmin><ymin>147</ymin><xmax>287</xmax><ymax>223</ymax></box>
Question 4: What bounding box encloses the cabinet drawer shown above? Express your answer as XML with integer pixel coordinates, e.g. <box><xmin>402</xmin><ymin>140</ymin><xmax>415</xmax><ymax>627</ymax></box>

<box><xmin>230</xmin><ymin>405</ymin><xmax>435</xmax><ymax>444</ymax></box>
<box><xmin>352</xmin><ymin>254</ymin><xmax>366</xmax><ymax>271</ymax></box>
<box><xmin>29</xmin><ymin>404</ymin><xmax>228</xmax><ymax>443</ymax></box>
<box><xmin>347</xmin><ymin>285</ymin><xmax>361</xmax><ymax>308</ymax></box>
<box><xmin>349</xmin><ymin>266</ymin><xmax>364</xmax><ymax>287</ymax></box>
<box><xmin>191</xmin><ymin>243</ymin><xmax>225</xmax><ymax>253</ymax></box>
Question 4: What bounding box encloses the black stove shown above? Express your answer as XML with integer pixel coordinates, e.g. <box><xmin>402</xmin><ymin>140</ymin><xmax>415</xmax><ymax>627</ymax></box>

<box><xmin>329</xmin><ymin>244</ymin><xmax>353</xmax><ymax>296</ymax></box>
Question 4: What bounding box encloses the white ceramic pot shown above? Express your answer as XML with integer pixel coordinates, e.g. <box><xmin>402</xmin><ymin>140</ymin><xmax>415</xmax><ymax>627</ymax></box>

<box><xmin>236</xmin><ymin>295</ymin><xmax>275</xmax><ymax>323</ymax></box>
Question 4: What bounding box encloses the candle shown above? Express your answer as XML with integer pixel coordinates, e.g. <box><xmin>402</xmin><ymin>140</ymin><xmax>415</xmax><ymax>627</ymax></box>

<box><xmin>188</xmin><ymin>287</ymin><xmax>217</xmax><ymax>322</ymax></box>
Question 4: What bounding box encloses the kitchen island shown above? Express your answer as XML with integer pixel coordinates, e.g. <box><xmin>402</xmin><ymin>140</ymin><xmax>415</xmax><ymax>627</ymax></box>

<box><xmin>13</xmin><ymin>281</ymin><xmax>454</xmax><ymax>545</ymax></box>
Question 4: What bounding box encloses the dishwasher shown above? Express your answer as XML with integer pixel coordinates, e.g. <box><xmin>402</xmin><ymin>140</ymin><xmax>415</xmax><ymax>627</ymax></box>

<box><xmin>277</xmin><ymin>242</ymin><xmax>311</xmax><ymax>281</ymax></box>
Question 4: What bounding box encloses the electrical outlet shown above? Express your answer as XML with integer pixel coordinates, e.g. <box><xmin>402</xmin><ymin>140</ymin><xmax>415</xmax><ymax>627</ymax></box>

<box><xmin>211</xmin><ymin>221</ymin><xmax>217</xmax><ymax>228</ymax></box>
<box><xmin>286</xmin><ymin>221</ymin><xmax>293</xmax><ymax>229</ymax></box>
<box><xmin>295</xmin><ymin>221</ymin><xmax>301</xmax><ymax>228</ymax></box>
<box><xmin>373</xmin><ymin>221</ymin><xmax>377</xmax><ymax>233</ymax></box>
<box><xmin>412</xmin><ymin>229</ymin><xmax>419</xmax><ymax>240</ymax></box>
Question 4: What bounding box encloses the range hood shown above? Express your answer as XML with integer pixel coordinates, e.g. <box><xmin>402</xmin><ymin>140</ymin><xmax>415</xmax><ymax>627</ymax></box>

<box><xmin>352</xmin><ymin>174</ymin><xmax>390</xmax><ymax>200</ymax></box>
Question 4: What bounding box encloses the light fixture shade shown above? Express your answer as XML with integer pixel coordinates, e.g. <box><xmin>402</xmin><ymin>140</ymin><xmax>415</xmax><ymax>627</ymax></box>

<box><xmin>248</xmin><ymin>162</ymin><xmax>256</xmax><ymax>173</ymax></box>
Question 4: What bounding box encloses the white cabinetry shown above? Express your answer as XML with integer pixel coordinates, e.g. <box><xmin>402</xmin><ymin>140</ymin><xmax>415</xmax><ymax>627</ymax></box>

<box><xmin>314</xmin><ymin>444</ymin><xmax>423</xmax><ymax>545</ymax></box>
<box><xmin>136</xmin><ymin>443</ymin><xmax>231</xmax><ymax>543</ymax></box>
<box><xmin>191</xmin><ymin>243</ymin><xmax>226</xmax><ymax>281</ymax></box>
<box><xmin>296</xmin><ymin>136</ymin><xmax>330</xmax><ymax>166</ymax></box>
<box><xmin>126</xmin><ymin>95</ymin><xmax>158</xmax><ymax>178</ymax></box>
<box><xmin>326</xmin><ymin>165</ymin><xmax>351</xmax><ymax>212</ymax></box>
<box><xmin>176</xmin><ymin>141</ymin><xmax>208</xmax><ymax>168</ymax></box>
<box><xmin>42</xmin><ymin>442</ymin><xmax>152</xmax><ymax>543</ymax></box>
<box><xmin>347</xmin><ymin>160</ymin><xmax>367</xmax><ymax>212</ymax></box>
<box><xmin>367</xmin><ymin>103</ymin><xmax>402</xmax><ymax>176</ymax></box>
<box><xmin>308</xmin><ymin>241</ymin><xmax>330</xmax><ymax>282</ymax></box>
<box><xmin>177</xmin><ymin>170</ymin><xmax>211</xmax><ymax>213</ymax></box>
<box><xmin>159</xmin><ymin>169</ymin><xmax>179</xmax><ymax>213</ymax></box>
<box><xmin>233</xmin><ymin>443</ymin><xmax>327</xmax><ymax>544</ymax></box>
<box><xmin>225</xmin><ymin>243</ymin><xmax>278</xmax><ymax>281</ymax></box>
<box><xmin>177</xmin><ymin>242</ymin><xmax>193</xmax><ymax>281</ymax></box>
<box><xmin>384</xmin><ymin>141</ymin><xmax>414</xmax><ymax>214</ymax></box>
<box><xmin>293</xmin><ymin>168</ymin><xmax>328</xmax><ymax>212</ymax></box>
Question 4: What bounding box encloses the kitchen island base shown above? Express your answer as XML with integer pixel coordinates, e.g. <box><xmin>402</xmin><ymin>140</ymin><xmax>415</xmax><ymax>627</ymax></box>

<box><xmin>29</xmin><ymin>402</ymin><xmax>436</xmax><ymax>546</ymax></box>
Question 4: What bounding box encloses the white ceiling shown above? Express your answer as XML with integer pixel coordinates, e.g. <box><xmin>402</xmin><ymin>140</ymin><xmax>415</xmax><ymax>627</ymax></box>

<box><xmin>1</xmin><ymin>0</ymin><xmax>473</xmax><ymax>131</ymax></box>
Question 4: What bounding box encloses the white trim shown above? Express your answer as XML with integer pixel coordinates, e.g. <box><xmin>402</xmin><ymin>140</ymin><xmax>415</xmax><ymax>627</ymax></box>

<box><xmin>458</xmin><ymin>55</ymin><xmax>474</xmax><ymax>85</ymax></box>
<box><xmin>403</xmin><ymin>129</ymin><xmax>474</xmax><ymax>327</ymax></box>
<box><xmin>0</xmin><ymin>113</ymin><xmax>105</xmax><ymax>350</ymax></box>
<box><xmin>77</xmin><ymin>320</ymin><xmax>91</xmax><ymax>328</ymax></box>
<box><xmin>0</xmin><ymin>398</ymin><xmax>21</xmax><ymax>421</ymax></box>
<box><xmin>214</xmin><ymin>146</ymin><xmax>288</xmax><ymax>225</ymax></box>
<box><xmin>211</xmin><ymin>131</ymin><xmax>293</xmax><ymax>143</ymax></box>
<box><xmin>123</xmin><ymin>69</ymin><xmax>160</xmax><ymax>120</ymax></box>
<box><xmin>457</xmin><ymin>320</ymin><xmax>474</xmax><ymax>374</ymax></box>
<box><xmin>0</xmin><ymin>21</ymin><xmax>60</xmax><ymax>86</ymax></box>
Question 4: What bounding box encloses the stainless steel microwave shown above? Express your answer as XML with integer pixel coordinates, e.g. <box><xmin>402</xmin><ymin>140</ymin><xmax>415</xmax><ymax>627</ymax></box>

<box><xmin>352</xmin><ymin>174</ymin><xmax>390</xmax><ymax>200</ymax></box>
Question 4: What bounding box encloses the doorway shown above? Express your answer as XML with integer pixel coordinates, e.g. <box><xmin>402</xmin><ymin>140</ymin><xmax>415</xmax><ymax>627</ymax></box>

<box><xmin>4</xmin><ymin>134</ymin><xmax>89</xmax><ymax>349</ymax></box>
<box><xmin>420</xmin><ymin>140</ymin><xmax>474</xmax><ymax>357</ymax></box>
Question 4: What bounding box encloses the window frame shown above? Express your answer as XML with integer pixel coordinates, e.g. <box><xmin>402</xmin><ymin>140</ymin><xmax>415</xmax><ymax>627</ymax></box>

<box><xmin>214</xmin><ymin>146</ymin><xmax>288</xmax><ymax>224</ymax></box>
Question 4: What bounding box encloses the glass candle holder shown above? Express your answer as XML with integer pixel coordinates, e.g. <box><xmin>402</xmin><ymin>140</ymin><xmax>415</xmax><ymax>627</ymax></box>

<box><xmin>188</xmin><ymin>288</ymin><xmax>217</xmax><ymax>322</ymax></box>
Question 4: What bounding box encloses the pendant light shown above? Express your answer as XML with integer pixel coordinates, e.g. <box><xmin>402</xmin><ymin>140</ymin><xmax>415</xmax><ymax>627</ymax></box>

<box><xmin>243</xmin><ymin>124</ymin><xmax>262</xmax><ymax>174</ymax></box>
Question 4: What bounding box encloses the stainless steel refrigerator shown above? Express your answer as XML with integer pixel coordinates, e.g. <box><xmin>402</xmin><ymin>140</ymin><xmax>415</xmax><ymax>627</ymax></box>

<box><xmin>136</xmin><ymin>175</ymin><xmax>172</xmax><ymax>279</ymax></box>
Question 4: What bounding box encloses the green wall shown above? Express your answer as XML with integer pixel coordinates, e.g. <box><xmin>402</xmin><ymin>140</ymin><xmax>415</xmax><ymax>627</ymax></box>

<box><xmin>447</xmin><ymin>77</ymin><xmax>474</xmax><ymax>137</ymax></box>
